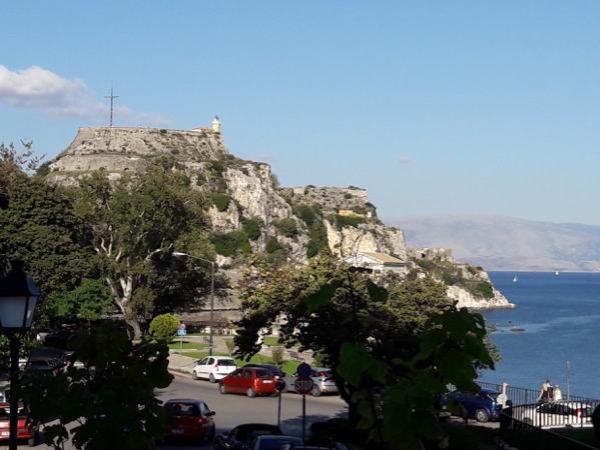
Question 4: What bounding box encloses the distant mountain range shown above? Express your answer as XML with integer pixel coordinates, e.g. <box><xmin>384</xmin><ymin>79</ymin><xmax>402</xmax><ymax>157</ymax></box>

<box><xmin>387</xmin><ymin>215</ymin><xmax>600</xmax><ymax>272</ymax></box>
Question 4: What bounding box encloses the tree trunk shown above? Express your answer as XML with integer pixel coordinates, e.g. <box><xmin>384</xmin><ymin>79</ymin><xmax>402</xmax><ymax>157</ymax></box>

<box><xmin>125</xmin><ymin>314</ymin><xmax>143</xmax><ymax>340</ymax></box>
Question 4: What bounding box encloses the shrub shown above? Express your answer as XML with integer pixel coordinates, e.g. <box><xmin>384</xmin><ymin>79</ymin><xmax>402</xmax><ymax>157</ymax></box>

<box><xmin>149</xmin><ymin>314</ymin><xmax>180</xmax><ymax>340</ymax></box>
<box><xmin>274</xmin><ymin>218</ymin><xmax>298</xmax><ymax>238</ymax></box>
<box><xmin>474</xmin><ymin>281</ymin><xmax>494</xmax><ymax>299</ymax></box>
<box><xmin>242</xmin><ymin>218</ymin><xmax>262</xmax><ymax>241</ymax></box>
<box><xmin>334</xmin><ymin>214</ymin><xmax>365</xmax><ymax>228</ymax></box>
<box><xmin>266</xmin><ymin>236</ymin><xmax>285</xmax><ymax>254</ymax></box>
<box><xmin>210</xmin><ymin>193</ymin><xmax>231</xmax><ymax>211</ymax></box>
<box><xmin>307</xmin><ymin>222</ymin><xmax>329</xmax><ymax>258</ymax></box>
<box><xmin>212</xmin><ymin>231</ymin><xmax>251</xmax><ymax>256</ymax></box>
<box><xmin>293</xmin><ymin>203</ymin><xmax>320</xmax><ymax>225</ymax></box>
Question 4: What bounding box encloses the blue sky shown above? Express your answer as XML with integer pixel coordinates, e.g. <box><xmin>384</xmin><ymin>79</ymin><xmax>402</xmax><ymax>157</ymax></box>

<box><xmin>2</xmin><ymin>1</ymin><xmax>600</xmax><ymax>224</ymax></box>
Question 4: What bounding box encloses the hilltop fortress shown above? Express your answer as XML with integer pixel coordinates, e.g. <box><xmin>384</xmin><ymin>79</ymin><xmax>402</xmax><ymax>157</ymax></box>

<box><xmin>47</xmin><ymin>119</ymin><xmax>513</xmax><ymax>310</ymax></box>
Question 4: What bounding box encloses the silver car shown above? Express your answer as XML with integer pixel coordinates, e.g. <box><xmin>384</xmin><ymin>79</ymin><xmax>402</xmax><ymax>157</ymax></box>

<box><xmin>284</xmin><ymin>367</ymin><xmax>338</xmax><ymax>397</ymax></box>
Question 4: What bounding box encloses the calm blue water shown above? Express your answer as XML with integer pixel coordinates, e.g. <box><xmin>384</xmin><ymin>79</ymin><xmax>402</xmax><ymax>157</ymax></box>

<box><xmin>480</xmin><ymin>272</ymin><xmax>600</xmax><ymax>398</ymax></box>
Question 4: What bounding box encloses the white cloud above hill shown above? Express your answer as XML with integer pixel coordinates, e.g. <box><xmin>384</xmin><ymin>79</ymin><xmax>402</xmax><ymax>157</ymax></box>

<box><xmin>0</xmin><ymin>65</ymin><xmax>168</xmax><ymax>126</ymax></box>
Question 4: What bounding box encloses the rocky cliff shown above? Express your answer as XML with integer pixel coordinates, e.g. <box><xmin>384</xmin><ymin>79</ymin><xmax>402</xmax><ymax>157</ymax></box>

<box><xmin>47</xmin><ymin>124</ymin><xmax>512</xmax><ymax>309</ymax></box>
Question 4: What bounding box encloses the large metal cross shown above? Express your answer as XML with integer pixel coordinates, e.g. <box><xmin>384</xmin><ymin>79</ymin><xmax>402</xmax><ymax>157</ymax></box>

<box><xmin>104</xmin><ymin>87</ymin><xmax>120</xmax><ymax>127</ymax></box>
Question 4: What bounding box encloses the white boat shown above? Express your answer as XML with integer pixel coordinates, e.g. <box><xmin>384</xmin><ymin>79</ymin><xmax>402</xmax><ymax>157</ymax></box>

<box><xmin>555</xmin><ymin>270</ymin><xmax>560</xmax><ymax>276</ymax></box>
<box><xmin>513</xmin><ymin>275</ymin><xmax>518</xmax><ymax>282</ymax></box>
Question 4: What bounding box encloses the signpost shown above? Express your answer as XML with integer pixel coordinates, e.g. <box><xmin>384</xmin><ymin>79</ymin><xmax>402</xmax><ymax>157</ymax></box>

<box><xmin>177</xmin><ymin>323</ymin><xmax>187</xmax><ymax>349</ymax></box>
<box><xmin>275</xmin><ymin>379</ymin><xmax>286</xmax><ymax>427</ymax></box>
<box><xmin>295</xmin><ymin>363</ymin><xmax>313</xmax><ymax>443</ymax></box>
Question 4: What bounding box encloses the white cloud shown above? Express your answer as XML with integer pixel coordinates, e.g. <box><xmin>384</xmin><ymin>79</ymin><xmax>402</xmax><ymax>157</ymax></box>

<box><xmin>398</xmin><ymin>155</ymin><xmax>413</xmax><ymax>165</ymax></box>
<box><xmin>0</xmin><ymin>65</ymin><xmax>169</xmax><ymax>125</ymax></box>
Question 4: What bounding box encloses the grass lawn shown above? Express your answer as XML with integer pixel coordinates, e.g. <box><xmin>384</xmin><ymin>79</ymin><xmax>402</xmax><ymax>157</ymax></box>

<box><xmin>168</xmin><ymin>341</ymin><xmax>208</xmax><ymax>350</ymax></box>
<box><xmin>175</xmin><ymin>350</ymin><xmax>299</xmax><ymax>374</ymax></box>
<box><xmin>262</xmin><ymin>336</ymin><xmax>281</xmax><ymax>346</ymax></box>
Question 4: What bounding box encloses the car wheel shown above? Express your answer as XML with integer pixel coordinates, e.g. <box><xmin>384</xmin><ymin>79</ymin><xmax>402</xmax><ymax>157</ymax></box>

<box><xmin>203</xmin><ymin>426</ymin><xmax>216</xmax><ymax>443</ymax></box>
<box><xmin>475</xmin><ymin>409</ymin><xmax>489</xmax><ymax>423</ymax></box>
<box><xmin>310</xmin><ymin>386</ymin><xmax>322</xmax><ymax>397</ymax></box>
<box><xmin>192</xmin><ymin>370</ymin><xmax>199</xmax><ymax>380</ymax></box>
<box><xmin>209</xmin><ymin>373</ymin><xmax>216</xmax><ymax>383</ymax></box>
<box><xmin>219</xmin><ymin>384</ymin><xmax>228</xmax><ymax>395</ymax></box>
<box><xmin>247</xmin><ymin>388</ymin><xmax>256</xmax><ymax>398</ymax></box>
<box><xmin>28</xmin><ymin>424</ymin><xmax>40</xmax><ymax>447</ymax></box>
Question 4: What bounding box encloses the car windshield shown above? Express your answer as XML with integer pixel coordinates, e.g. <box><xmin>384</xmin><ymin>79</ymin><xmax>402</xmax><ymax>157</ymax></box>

<box><xmin>218</xmin><ymin>360</ymin><xmax>236</xmax><ymax>366</ymax></box>
<box><xmin>165</xmin><ymin>403</ymin><xmax>200</xmax><ymax>417</ymax></box>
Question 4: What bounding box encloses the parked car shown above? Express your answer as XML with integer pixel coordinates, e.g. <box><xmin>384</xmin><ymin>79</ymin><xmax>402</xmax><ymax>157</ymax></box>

<box><xmin>163</xmin><ymin>399</ymin><xmax>216</xmax><ymax>443</ymax></box>
<box><xmin>0</xmin><ymin>403</ymin><xmax>40</xmax><ymax>446</ymax></box>
<box><xmin>192</xmin><ymin>356</ymin><xmax>237</xmax><ymax>383</ymax></box>
<box><xmin>25</xmin><ymin>357</ymin><xmax>63</xmax><ymax>376</ymax></box>
<box><xmin>243</xmin><ymin>364</ymin><xmax>286</xmax><ymax>379</ymax></box>
<box><xmin>214</xmin><ymin>423</ymin><xmax>283</xmax><ymax>450</ymax></box>
<box><xmin>514</xmin><ymin>401</ymin><xmax>594</xmax><ymax>428</ymax></box>
<box><xmin>445</xmin><ymin>388</ymin><xmax>503</xmax><ymax>422</ymax></box>
<box><xmin>219</xmin><ymin>367</ymin><xmax>278</xmax><ymax>397</ymax></box>
<box><xmin>249</xmin><ymin>435</ymin><xmax>302</xmax><ymax>450</ymax></box>
<box><xmin>284</xmin><ymin>368</ymin><xmax>338</xmax><ymax>397</ymax></box>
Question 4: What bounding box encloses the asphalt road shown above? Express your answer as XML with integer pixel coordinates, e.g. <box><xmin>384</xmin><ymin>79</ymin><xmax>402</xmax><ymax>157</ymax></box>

<box><xmin>156</xmin><ymin>372</ymin><xmax>348</xmax><ymax>450</ymax></box>
<box><xmin>2</xmin><ymin>372</ymin><xmax>347</xmax><ymax>449</ymax></box>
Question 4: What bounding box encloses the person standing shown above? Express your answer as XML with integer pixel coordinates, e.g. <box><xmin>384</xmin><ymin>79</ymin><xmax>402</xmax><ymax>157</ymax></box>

<box><xmin>553</xmin><ymin>384</ymin><xmax>562</xmax><ymax>401</ymax></box>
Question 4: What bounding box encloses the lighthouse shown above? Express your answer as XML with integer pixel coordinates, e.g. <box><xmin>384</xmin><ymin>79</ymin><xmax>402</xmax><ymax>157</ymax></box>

<box><xmin>212</xmin><ymin>116</ymin><xmax>221</xmax><ymax>133</ymax></box>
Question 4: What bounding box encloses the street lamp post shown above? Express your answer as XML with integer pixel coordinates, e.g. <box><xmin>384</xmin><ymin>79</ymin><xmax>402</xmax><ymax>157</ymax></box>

<box><xmin>173</xmin><ymin>252</ymin><xmax>216</xmax><ymax>356</ymax></box>
<box><xmin>0</xmin><ymin>261</ymin><xmax>42</xmax><ymax>450</ymax></box>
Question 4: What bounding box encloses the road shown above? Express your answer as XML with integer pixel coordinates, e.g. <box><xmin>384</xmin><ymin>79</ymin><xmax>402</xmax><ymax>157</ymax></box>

<box><xmin>156</xmin><ymin>372</ymin><xmax>348</xmax><ymax>449</ymax></box>
<box><xmin>1</xmin><ymin>372</ymin><xmax>347</xmax><ymax>449</ymax></box>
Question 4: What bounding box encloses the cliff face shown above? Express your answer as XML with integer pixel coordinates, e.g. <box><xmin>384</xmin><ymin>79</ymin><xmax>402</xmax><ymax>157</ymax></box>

<box><xmin>48</xmin><ymin>125</ymin><xmax>511</xmax><ymax>309</ymax></box>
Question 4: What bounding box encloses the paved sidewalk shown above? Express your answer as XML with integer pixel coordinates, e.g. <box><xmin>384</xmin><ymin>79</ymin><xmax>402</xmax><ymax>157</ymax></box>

<box><xmin>168</xmin><ymin>351</ymin><xmax>197</xmax><ymax>374</ymax></box>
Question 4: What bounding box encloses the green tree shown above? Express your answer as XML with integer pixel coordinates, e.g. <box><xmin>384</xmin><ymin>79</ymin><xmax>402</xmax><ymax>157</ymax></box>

<box><xmin>21</xmin><ymin>321</ymin><xmax>173</xmax><ymax>450</ymax></box>
<box><xmin>149</xmin><ymin>313</ymin><xmax>180</xmax><ymax>340</ymax></box>
<box><xmin>235</xmin><ymin>256</ymin><xmax>493</xmax><ymax>449</ymax></box>
<box><xmin>54</xmin><ymin>279</ymin><xmax>114</xmax><ymax>321</ymax></box>
<box><xmin>0</xmin><ymin>173</ymin><xmax>97</xmax><ymax>327</ymax></box>
<box><xmin>73</xmin><ymin>165</ymin><xmax>208</xmax><ymax>337</ymax></box>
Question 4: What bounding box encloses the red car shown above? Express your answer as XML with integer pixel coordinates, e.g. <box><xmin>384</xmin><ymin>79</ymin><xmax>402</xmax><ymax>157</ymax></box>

<box><xmin>0</xmin><ymin>403</ymin><xmax>39</xmax><ymax>446</ymax></box>
<box><xmin>219</xmin><ymin>367</ymin><xmax>278</xmax><ymax>397</ymax></box>
<box><xmin>163</xmin><ymin>399</ymin><xmax>216</xmax><ymax>443</ymax></box>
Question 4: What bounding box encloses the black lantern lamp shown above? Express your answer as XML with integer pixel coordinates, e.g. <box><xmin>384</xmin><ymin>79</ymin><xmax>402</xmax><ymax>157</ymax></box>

<box><xmin>0</xmin><ymin>260</ymin><xmax>41</xmax><ymax>332</ymax></box>
<box><xmin>0</xmin><ymin>260</ymin><xmax>42</xmax><ymax>450</ymax></box>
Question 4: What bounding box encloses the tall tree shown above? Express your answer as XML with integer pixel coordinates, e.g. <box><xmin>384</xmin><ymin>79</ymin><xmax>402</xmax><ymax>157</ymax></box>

<box><xmin>74</xmin><ymin>165</ymin><xmax>210</xmax><ymax>337</ymax></box>
<box><xmin>235</xmin><ymin>256</ymin><xmax>493</xmax><ymax>449</ymax></box>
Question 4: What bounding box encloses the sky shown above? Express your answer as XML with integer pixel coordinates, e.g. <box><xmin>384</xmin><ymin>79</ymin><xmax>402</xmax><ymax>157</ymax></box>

<box><xmin>2</xmin><ymin>1</ymin><xmax>600</xmax><ymax>225</ymax></box>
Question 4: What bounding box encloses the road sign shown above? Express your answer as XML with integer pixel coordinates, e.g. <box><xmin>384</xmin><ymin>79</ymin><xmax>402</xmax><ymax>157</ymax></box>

<box><xmin>296</xmin><ymin>362</ymin><xmax>312</xmax><ymax>377</ymax></box>
<box><xmin>294</xmin><ymin>375</ymin><xmax>314</xmax><ymax>395</ymax></box>
<box><xmin>177</xmin><ymin>323</ymin><xmax>187</xmax><ymax>337</ymax></box>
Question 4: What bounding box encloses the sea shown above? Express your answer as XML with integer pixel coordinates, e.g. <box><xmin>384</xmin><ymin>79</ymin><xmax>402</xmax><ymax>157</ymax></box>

<box><xmin>479</xmin><ymin>271</ymin><xmax>600</xmax><ymax>399</ymax></box>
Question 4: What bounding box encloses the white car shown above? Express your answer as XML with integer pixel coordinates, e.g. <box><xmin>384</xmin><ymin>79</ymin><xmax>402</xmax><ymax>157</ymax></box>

<box><xmin>514</xmin><ymin>401</ymin><xmax>594</xmax><ymax>429</ymax></box>
<box><xmin>192</xmin><ymin>356</ymin><xmax>237</xmax><ymax>383</ymax></box>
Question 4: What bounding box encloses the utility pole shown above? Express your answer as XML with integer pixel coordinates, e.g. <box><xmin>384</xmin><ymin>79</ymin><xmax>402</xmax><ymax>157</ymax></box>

<box><xmin>104</xmin><ymin>87</ymin><xmax>120</xmax><ymax>127</ymax></box>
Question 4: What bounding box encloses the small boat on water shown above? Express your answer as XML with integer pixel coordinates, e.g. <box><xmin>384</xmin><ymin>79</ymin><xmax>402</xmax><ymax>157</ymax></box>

<box><xmin>555</xmin><ymin>270</ymin><xmax>560</xmax><ymax>276</ymax></box>
<box><xmin>510</xmin><ymin>326</ymin><xmax>525</xmax><ymax>332</ymax></box>
<box><xmin>513</xmin><ymin>274</ymin><xmax>518</xmax><ymax>283</ymax></box>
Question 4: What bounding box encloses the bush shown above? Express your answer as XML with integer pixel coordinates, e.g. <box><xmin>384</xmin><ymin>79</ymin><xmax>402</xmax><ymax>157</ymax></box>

<box><xmin>474</xmin><ymin>281</ymin><xmax>494</xmax><ymax>299</ymax></box>
<box><xmin>149</xmin><ymin>314</ymin><xmax>180</xmax><ymax>340</ymax></box>
<box><xmin>274</xmin><ymin>218</ymin><xmax>298</xmax><ymax>238</ymax></box>
<box><xmin>266</xmin><ymin>236</ymin><xmax>285</xmax><ymax>254</ymax></box>
<box><xmin>307</xmin><ymin>222</ymin><xmax>329</xmax><ymax>258</ymax></box>
<box><xmin>293</xmin><ymin>203</ymin><xmax>320</xmax><ymax>225</ymax></box>
<box><xmin>212</xmin><ymin>231</ymin><xmax>251</xmax><ymax>256</ymax></box>
<box><xmin>334</xmin><ymin>214</ymin><xmax>365</xmax><ymax>228</ymax></box>
<box><xmin>210</xmin><ymin>193</ymin><xmax>231</xmax><ymax>211</ymax></box>
<box><xmin>242</xmin><ymin>218</ymin><xmax>262</xmax><ymax>241</ymax></box>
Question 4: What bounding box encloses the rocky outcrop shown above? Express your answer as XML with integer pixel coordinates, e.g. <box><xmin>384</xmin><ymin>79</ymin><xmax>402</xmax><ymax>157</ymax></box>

<box><xmin>447</xmin><ymin>283</ymin><xmax>515</xmax><ymax>309</ymax></box>
<box><xmin>47</xmin><ymin>124</ymin><xmax>511</xmax><ymax>309</ymax></box>
<box><xmin>324</xmin><ymin>220</ymin><xmax>407</xmax><ymax>260</ymax></box>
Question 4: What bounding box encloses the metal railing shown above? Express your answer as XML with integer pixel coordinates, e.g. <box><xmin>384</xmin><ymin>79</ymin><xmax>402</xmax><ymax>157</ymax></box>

<box><xmin>479</xmin><ymin>381</ymin><xmax>597</xmax><ymax>406</ymax></box>
<box><xmin>500</xmin><ymin>410</ymin><xmax>599</xmax><ymax>450</ymax></box>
